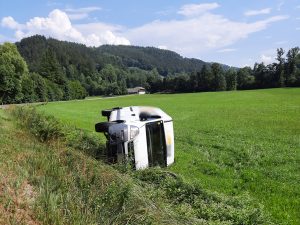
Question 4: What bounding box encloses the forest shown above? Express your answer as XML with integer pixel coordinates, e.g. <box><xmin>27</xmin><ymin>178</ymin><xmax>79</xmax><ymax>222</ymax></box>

<box><xmin>0</xmin><ymin>35</ymin><xmax>299</xmax><ymax>104</ymax></box>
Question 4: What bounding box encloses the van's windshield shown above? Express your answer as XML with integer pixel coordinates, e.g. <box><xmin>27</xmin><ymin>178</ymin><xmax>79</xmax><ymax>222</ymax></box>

<box><xmin>146</xmin><ymin>121</ymin><xmax>167</xmax><ymax>167</ymax></box>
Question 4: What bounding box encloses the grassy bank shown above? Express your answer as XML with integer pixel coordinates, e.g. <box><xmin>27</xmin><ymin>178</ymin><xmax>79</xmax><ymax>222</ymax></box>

<box><xmin>37</xmin><ymin>88</ymin><xmax>300</xmax><ymax>224</ymax></box>
<box><xmin>0</xmin><ymin>107</ymin><xmax>270</xmax><ymax>224</ymax></box>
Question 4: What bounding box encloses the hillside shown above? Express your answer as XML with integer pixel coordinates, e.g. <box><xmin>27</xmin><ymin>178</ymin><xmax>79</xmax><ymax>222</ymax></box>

<box><xmin>16</xmin><ymin>35</ymin><xmax>209</xmax><ymax>76</ymax></box>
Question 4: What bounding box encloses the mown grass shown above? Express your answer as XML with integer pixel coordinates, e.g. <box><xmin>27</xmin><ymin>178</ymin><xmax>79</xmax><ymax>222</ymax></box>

<box><xmin>37</xmin><ymin>88</ymin><xmax>300</xmax><ymax>225</ymax></box>
<box><xmin>0</xmin><ymin>107</ymin><xmax>271</xmax><ymax>224</ymax></box>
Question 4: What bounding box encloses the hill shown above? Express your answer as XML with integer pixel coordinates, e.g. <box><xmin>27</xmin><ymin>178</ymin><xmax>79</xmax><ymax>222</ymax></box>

<box><xmin>16</xmin><ymin>35</ymin><xmax>210</xmax><ymax>76</ymax></box>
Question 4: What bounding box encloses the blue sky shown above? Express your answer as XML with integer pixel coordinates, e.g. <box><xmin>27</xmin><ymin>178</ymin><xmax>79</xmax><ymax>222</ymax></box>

<box><xmin>1</xmin><ymin>0</ymin><xmax>299</xmax><ymax>67</ymax></box>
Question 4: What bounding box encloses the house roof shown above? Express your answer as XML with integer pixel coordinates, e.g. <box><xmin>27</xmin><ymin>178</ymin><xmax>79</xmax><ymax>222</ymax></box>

<box><xmin>127</xmin><ymin>87</ymin><xmax>146</xmax><ymax>93</ymax></box>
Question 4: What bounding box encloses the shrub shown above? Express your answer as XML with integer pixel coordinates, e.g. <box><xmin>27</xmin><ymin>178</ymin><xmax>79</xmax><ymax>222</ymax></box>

<box><xmin>10</xmin><ymin>106</ymin><xmax>105</xmax><ymax>158</ymax></box>
<box><xmin>10</xmin><ymin>106</ymin><xmax>62</xmax><ymax>142</ymax></box>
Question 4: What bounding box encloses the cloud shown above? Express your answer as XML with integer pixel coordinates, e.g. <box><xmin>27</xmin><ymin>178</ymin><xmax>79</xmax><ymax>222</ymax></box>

<box><xmin>260</xmin><ymin>54</ymin><xmax>275</xmax><ymax>64</ymax></box>
<box><xmin>1</xmin><ymin>16</ymin><xmax>22</xmax><ymax>29</ymax></box>
<box><xmin>0</xmin><ymin>4</ymin><xmax>289</xmax><ymax>61</ymax></box>
<box><xmin>1</xmin><ymin>9</ymin><xmax>130</xmax><ymax>46</ymax></box>
<box><xmin>217</xmin><ymin>48</ymin><xmax>237</xmax><ymax>53</ymax></box>
<box><xmin>244</xmin><ymin>8</ymin><xmax>271</xmax><ymax>16</ymax></box>
<box><xmin>65</xmin><ymin>6</ymin><xmax>102</xmax><ymax>20</ymax></box>
<box><xmin>296</xmin><ymin>27</ymin><xmax>300</xmax><ymax>30</ymax></box>
<box><xmin>125</xmin><ymin>13</ymin><xmax>288</xmax><ymax>57</ymax></box>
<box><xmin>178</xmin><ymin>3</ymin><xmax>219</xmax><ymax>17</ymax></box>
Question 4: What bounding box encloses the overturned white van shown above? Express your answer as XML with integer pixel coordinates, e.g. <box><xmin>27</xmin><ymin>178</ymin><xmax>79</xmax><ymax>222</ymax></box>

<box><xmin>95</xmin><ymin>106</ymin><xmax>174</xmax><ymax>170</ymax></box>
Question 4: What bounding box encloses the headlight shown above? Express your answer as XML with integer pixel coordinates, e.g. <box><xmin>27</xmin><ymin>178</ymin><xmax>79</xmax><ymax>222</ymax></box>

<box><xmin>130</xmin><ymin>125</ymin><xmax>139</xmax><ymax>140</ymax></box>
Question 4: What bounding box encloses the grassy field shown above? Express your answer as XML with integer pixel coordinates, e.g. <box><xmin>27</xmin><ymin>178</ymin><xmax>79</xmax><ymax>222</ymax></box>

<box><xmin>1</xmin><ymin>105</ymin><xmax>271</xmax><ymax>224</ymax></box>
<box><xmin>37</xmin><ymin>88</ymin><xmax>300</xmax><ymax>224</ymax></box>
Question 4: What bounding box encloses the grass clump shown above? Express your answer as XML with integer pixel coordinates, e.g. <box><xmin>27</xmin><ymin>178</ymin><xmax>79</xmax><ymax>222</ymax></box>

<box><xmin>9</xmin><ymin>106</ymin><xmax>105</xmax><ymax>159</ymax></box>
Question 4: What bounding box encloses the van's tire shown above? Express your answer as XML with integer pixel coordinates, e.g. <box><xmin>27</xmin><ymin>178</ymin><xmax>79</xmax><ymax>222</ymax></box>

<box><xmin>95</xmin><ymin>122</ymin><xmax>115</xmax><ymax>132</ymax></box>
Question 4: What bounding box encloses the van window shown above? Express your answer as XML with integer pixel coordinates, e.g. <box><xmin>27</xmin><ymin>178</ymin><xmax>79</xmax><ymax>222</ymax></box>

<box><xmin>128</xmin><ymin>141</ymin><xmax>135</xmax><ymax>169</ymax></box>
<box><xmin>146</xmin><ymin>121</ymin><xmax>167</xmax><ymax>167</ymax></box>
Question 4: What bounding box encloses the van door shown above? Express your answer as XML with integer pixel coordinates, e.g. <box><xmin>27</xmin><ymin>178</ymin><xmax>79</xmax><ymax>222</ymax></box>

<box><xmin>146</xmin><ymin>121</ymin><xmax>167</xmax><ymax>167</ymax></box>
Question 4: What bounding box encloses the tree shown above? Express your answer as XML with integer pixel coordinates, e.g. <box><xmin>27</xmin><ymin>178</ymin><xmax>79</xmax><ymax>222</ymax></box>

<box><xmin>211</xmin><ymin>63</ymin><xmax>226</xmax><ymax>91</ymax></box>
<box><xmin>39</xmin><ymin>47</ymin><xmax>66</xmax><ymax>85</ymax></box>
<box><xmin>21</xmin><ymin>74</ymin><xmax>36</xmax><ymax>102</ymax></box>
<box><xmin>31</xmin><ymin>73</ymin><xmax>48</xmax><ymax>102</ymax></box>
<box><xmin>225</xmin><ymin>68</ymin><xmax>237</xmax><ymax>91</ymax></box>
<box><xmin>68</xmin><ymin>80</ymin><xmax>87</xmax><ymax>99</ymax></box>
<box><xmin>0</xmin><ymin>42</ymin><xmax>28</xmax><ymax>104</ymax></box>
<box><xmin>237</xmin><ymin>67</ymin><xmax>254</xmax><ymax>89</ymax></box>
<box><xmin>286</xmin><ymin>47</ymin><xmax>300</xmax><ymax>85</ymax></box>
<box><xmin>189</xmin><ymin>71</ymin><xmax>198</xmax><ymax>92</ymax></box>
<box><xmin>276</xmin><ymin>48</ymin><xmax>285</xmax><ymax>87</ymax></box>
<box><xmin>100</xmin><ymin>64</ymin><xmax>117</xmax><ymax>83</ymax></box>
<box><xmin>197</xmin><ymin>65</ymin><xmax>213</xmax><ymax>91</ymax></box>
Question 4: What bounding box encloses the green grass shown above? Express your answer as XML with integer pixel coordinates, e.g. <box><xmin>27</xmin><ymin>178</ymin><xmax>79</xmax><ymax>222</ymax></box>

<box><xmin>37</xmin><ymin>88</ymin><xmax>300</xmax><ymax>225</ymax></box>
<box><xmin>1</xmin><ymin>107</ymin><xmax>271</xmax><ymax>225</ymax></box>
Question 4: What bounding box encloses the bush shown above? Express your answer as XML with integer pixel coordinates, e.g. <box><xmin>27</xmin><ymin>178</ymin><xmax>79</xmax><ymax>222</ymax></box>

<box><xmin>10</xmin><ymin>106</ymin><xmax>105</xmax><ymax>158</ymax></box>
<box><xmin>10</xmin><ymin>106</ymin><xmax>62</xmax><ymax>142</ymax></box>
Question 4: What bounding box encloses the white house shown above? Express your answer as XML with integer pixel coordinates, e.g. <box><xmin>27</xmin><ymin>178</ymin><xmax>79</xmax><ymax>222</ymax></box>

<box><xmin>127</xmin><ymin>87</ymin><xmax>146</xmax><ymax>94</ymax></box>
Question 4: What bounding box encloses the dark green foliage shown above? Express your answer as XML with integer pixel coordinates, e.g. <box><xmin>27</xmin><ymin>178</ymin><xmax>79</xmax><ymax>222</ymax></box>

<box><xmin>237</xmin><ymin>67</ymin><xmax>255</xmax><ymax>89</ymax></box>
<box><xmin>0</xmin><ymin>42</ymin><xmax>28</xmax><ymax>104</ymax></box>
<box><xmin>21</xmin><ymin>74</ymin><xmax>37</xmax><ymax>102</ymax></box>
<box><xmin>45</xmin><ymin>79</ymin><xmax>64</xmax><ymax>101</ymax></box>
<box><xmin>211</xmin><ymin>63</ymin><xmax>226</xmax><ymax>91</ymax></box>
<box><xmin>198</xmin><ymin>65</ymin><xmax>213</xmax><ymax>91</ymax></box>
<box><xmin>31</xmin><ymin>72</ymin><xmax>48</xmax><ymax>102</ymax></box>
<box><xmin>97</xmin><ymin>45</ymin><xmax>208</xmax><ymax>75</ymax></box>
<box><xmin>225</xmin><ymin>68</ymin><xmax>237</xmax><ymax>91</ymax></box>
<box><xmin>39</xmin><ymin>47</ymin><xmax>66</xmax><ymax>85</ymax></box>
<box><xmin>68</xmin><ymin>80</ymin><xmax>87</xmax><ymax>99</ymax></box>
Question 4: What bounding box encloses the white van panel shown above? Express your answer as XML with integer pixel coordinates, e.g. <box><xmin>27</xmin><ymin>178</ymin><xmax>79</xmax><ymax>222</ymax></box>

<box><xmin>133</xmin><ymin>126</ymin><xmax>149</xmax><ymax>169</ymax></box>
<box><xmin>164</xmin><ymin>121</ymin><xmax>174</xmax><ymax>165</ymax></box>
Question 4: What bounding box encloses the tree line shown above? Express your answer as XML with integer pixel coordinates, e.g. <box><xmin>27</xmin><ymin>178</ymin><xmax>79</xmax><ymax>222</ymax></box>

<box><xmin>149</xmin><ymin>47</ymin><xmax>300</xmax><ymax>93</ymax></box>
<box><xmin>1</xmin><ymin>35</ymin><xmax>299</xmax><ymax>104</ymax></box>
